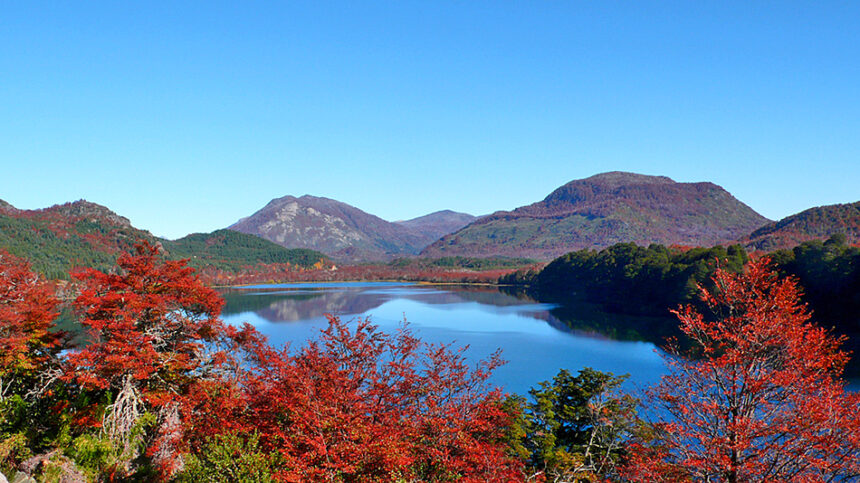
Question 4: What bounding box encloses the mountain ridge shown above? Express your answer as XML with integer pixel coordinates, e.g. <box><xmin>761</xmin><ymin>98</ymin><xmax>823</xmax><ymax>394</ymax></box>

<box><xmin>742</xmin><ymin>201</ymin><xmax>860</xmax><ymax>251</ymax></box>
<box><xmin>394</xmin><ymin>210</ymin><xmax>476</xmax><ymax>243</ymax></box>
<box><xmin>420</xmin><ymin>172</ymin><xmax>771</xmax><ymax>260</ymax></box>
<box><xmin>5</xmin><ymin>175</ymin><xmax>855</xmax><ymax>271</ymax></box>
<box><xmin>229</xmin><ymin>195</ymin><xmax>471</xmax><ymax>261</ymax></box>
<box><xmin>0</xmin><ymin>199</ymin><xmax>327</xmax><ymax>279</ymax></box>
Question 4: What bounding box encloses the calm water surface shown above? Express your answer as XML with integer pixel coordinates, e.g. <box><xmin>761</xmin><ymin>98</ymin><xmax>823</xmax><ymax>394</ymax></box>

<box><xmin>220</xmin><ymin>282</ymin><xmax>671</xmax><ymax>396</ymax></box>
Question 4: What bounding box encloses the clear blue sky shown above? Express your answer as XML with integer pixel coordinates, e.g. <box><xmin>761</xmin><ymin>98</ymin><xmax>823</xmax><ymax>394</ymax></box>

<box><xmin>2</xmin><ymin>1</ymin><xmax>858</xmax><ymax>239</ymax></box>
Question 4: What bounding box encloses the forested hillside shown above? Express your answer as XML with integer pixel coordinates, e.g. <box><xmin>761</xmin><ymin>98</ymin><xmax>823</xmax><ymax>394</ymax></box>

<box><xmin>743</xmin><ymin>201</ymin><xmax>860</xmax><ymax>250</ymax></box>
<box><xmin>162</xmin><ymin>229</ymin><xmax>329</xmax><ymax>273</ymax></box>
<box><xmin>0</xmin><ymin>199</ymin><xmax>157</xmax><ymax>278</ymax></box>
<box><xmin>0</xmin><ymin>200</ymin><xmax>327</xmax><ymax>279</ymax></box>
<box><xmin>769</xmin><ymin>235</ymin><xmax>860</xmax><ymax>350</ymax></box>
<box><xmin>423</xmin><ymin>172</ymin><xmax>769</xmax><ymax>259</ymax></box>
<box><xmin>506</xmin><ymin>243</ymin><xmax>749</xmax><ymax>314</ymax></box>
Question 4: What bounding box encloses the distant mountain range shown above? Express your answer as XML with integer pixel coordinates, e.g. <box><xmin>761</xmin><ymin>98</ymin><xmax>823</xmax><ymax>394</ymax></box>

<box><xmin>421</xmin><ymin>172</ymin><xmax>771</xmax><ymax>259</ymax></box>
<box><xmin>229</xmin><ymin>195</ymin><xmax>474</xmax><ymax>261</ymax></box>
<box><xmin>394</xmin><ymin>210</ymin><xmax>477</xmax><ymax>244</ymax></box>
<box><xmin>2</xmin><ymin>172</ymin><xmax>858</xmax><ymax>276</ymax></box>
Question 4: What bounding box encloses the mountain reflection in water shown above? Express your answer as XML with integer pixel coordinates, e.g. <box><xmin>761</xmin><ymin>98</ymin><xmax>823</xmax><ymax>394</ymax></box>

<box><xmin>221</xmin><ymin>283</ymin><xmax>680</xmax><ymax>342</ymax></box>
<box><xmin>219</xmin><ymin>282</ymin><xmax>674</xmax><ymax>395</ymax></box>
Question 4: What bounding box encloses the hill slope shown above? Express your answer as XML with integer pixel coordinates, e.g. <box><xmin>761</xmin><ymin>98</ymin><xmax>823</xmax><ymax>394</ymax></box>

<box><xmin>742</xmin><ymin>201</ymin><xmax>860</xmax><ymax>251</ymax></box>
<box><xmin>394</xmin><ymin>210</ymin><xmax>476</xmax><ymax>244</ymax></box>
<box><xmin>229</xmin><ymin>195</ymin><xmax>432</xmax><ymax>261</ymax></box>
<box><xmin>421</xmin><ymin>172</ymin><xmax>770</xmax><ymax>260</ymax></box>
<box><xmin>0</xmin><ymin>200</ymin><xmax>158</xmax><ymax>278</ymax></box>
<box><xmin>0</xmin><ymin>200</ymin><xmax>327</xmax><ymax>279</ymax></box>
<box><xmin>162</xmin><ymin>229</ymin><xmax>329</xmax><ymax>273</ymax></box>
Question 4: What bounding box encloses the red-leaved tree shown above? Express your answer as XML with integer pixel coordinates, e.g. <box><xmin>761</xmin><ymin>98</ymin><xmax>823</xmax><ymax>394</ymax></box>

<box><xmin>65</xmin><ymin>241</ymin><xmax>233</xmax><ymax>477</ymax></box>
<box><xmin>625</xmin><ymin>259</ymin><xmax>860</xmax><ymax>482</ymax></box>
<box><xmin>0</xmin><ymin>250</ymin><xmax>62</xmax><ymax>399</ymax></box>
<box><xmin>61</xmin><ymin>242</ymin><xmax>524</xmax><ymax>481</ymax></box>
<box><xmin>194</xmin><ymin>315</ymin><xmax>525</xmax><ymax>482</ymax></box>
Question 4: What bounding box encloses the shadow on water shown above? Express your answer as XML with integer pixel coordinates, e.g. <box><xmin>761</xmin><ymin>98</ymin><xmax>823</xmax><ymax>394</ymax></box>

<box><xmin>499</xmin><ymin>285</ymin><xmax>860</xmax><ymax>380</ymax></box>
<box><xmin>497</xmin><ymin>286</ymin><xmax>682</xmax><ymax>347</ymax></box>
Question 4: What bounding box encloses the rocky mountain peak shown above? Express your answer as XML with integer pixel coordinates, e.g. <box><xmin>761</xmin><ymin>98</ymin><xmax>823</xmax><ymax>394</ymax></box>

<box><xmin>42</xmin><ymin>199</ymin><xmax>132</xmax><ymax>227</ymax></box>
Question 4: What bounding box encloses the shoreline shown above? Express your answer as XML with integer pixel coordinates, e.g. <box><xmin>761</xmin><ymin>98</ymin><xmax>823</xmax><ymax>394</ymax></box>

<box><xmin>215</xmin><ymin>279</ymin><xmax>513</xmax><ymax>289</ymax></box>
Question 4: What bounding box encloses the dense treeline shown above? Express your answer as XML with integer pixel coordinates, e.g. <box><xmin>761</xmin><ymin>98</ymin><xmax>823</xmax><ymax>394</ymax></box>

<box><xmin>502</xmin><ymin>243</ymin><xmax>749</xmax><ymax>315</ymax></box>
<box><xmin>503</xmin><ymin>237</ymin><xmax>860</xmax><ymax>372</ymax></box>
<box><xmin>769</xmin><ymin>234</ymin><xmax>860</xmax><ymax>332</ymax></box>
<box><xmin>505</xmin><ymin>237</ymin><xmax>859</xmax><ymax>326</ymax></box>
<box><xmin>769</xmin><ymin>235</ymin><xmax>860</xmax><ymax>365</ymax></box>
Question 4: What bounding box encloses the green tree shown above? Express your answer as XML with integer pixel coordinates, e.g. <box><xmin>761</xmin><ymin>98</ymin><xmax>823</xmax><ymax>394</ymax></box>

<box><xmin>510</xmin><ymin>368</ymin><xmax>640</xmax><ymax>482</ymax></box>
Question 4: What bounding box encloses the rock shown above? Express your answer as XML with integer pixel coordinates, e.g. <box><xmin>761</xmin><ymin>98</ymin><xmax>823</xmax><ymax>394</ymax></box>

<box><xmin>10</xmin><ymin>471</ymin><xmax>36</xmax><ymax>483</ymax></box>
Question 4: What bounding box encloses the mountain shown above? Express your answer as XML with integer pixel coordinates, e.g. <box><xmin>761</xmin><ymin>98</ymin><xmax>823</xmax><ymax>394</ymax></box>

<box><xmin>43</xmin><ymin>199</ymin><xmax>134</xmax><ymax>228</ymax></box>
<box><xmin>230</xmin><ymin>195</ymin><xmax>437</xmax><ymax>261</ymax></box>
<box><xmin>0</xmin><ymin>199</ymin><xmax>158</xmax><ymax>278</ymax></box>
<box><xmin>742</xmin><ymin>201</ymin><xmax>860</xmax><ymax>251</ymax></box>
<box><xmin>394</xmin><ymin>210</ymin><xmax>476</xmax><ymax>244</ymax></box>
<box><xmin>420</xmin><ymin>172</ymin><xmax>771</xmax><ymax>260</ymax></box>
<box><xmin>0</xmin><ymin>200</ymin><xmax>327</xmax><ymax>279</ymax></box>
<box><xmin>0</xmin><ymin>199</ymin><xmax>20</xmax><ymax>214</ymax></box>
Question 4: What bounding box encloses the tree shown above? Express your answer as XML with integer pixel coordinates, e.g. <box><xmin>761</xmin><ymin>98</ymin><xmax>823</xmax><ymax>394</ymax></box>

<box><xmin>207</xmin><ymin>314</ymin><xmax>525</xmax><ymax>482</ymax></box>
<box><xmin>0</xmin><ymin>250</ymin><xmax>61</xmax><ymax>395</ymax></box>
<box><xmin>506</xmin><ymin>368</ymin><xmax>640</xmax><ymax>482</ymax></box>
<box><xmin>625</xmin><ymin>259</ymin><xmax>860</xmax><ymax>482</ymax></box>
<box><xmin>0</xmin><ymin>250</ymin><xmax>63</xmax><ymax>475</ymax></box>
<box><xmin>65</xmin><ymin>241</ymin><xmax>233</xmax><ymax>478</ymax></box>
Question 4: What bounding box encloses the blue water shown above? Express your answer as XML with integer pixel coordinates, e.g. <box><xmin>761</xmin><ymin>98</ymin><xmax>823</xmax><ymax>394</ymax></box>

<box><xmin>219</xmin><ymin>283</ymin><xmax>668</xmax><ymax>396</ymax></box>
<box><xmin>239</xmin><ymin>281</ymin><xmax>416</xmax><ymax>290</ymax></box>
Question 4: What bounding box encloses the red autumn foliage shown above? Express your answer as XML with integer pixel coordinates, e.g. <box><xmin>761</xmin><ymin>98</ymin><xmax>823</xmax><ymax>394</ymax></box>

<box><xmin>67</xmin><ymin>242</ymin><xmax>225</xmax><ymax>396</ymax></box>
<box><xmin>64</xmin><ymin>242</ymin><xmax>239</xmax><ymax>477</ymax></box>
<box><xmin>0</xmin><ymin>249</ymin><xmax>62</xmax><ymax>382</ymax></box>
<box><xmin>195</xmin><ymin>262</ymin><xmax>524</xmax><ymax>286</ymax></box>
<box><xmin>2</xmin><ymin>200</ymin><xmax>153</xmax><ymax>261</ymax></box>
<box><xmin>624</xmin><ymin>258</ymin><xmax>860</xmax><ymax>482</ymax></box>
<box><xmin>49</xmin><ymin>242</ymin><xmax>524</xmax><ymax>480</ymax></box>
<box><xmin>188</xmin><ymin>315</ymin><xmax>525</xmax><ymax>482</ymax></box>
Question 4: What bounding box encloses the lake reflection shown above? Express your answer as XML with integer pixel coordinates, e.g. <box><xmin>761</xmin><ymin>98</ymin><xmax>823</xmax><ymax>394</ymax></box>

<box><xmin>220</xmin><ymin>282</ymin><xmax>670</xmax><ymax>396</ymax></box>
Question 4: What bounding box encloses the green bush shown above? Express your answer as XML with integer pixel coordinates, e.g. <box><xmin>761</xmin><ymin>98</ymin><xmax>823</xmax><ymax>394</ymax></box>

<box><xmin>178</xmin><ymin>432</ymin><xmax>283</xmax><ymax>483</ymax></box>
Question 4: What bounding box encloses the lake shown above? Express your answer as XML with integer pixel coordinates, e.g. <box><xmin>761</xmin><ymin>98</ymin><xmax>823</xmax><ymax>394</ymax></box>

<box><xmin>219</xmin><ymin>282</ymin><xmax>672</xmax><ymax>396</ymax></box>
